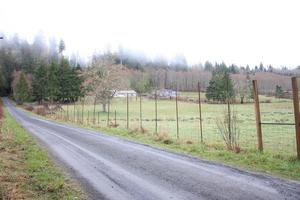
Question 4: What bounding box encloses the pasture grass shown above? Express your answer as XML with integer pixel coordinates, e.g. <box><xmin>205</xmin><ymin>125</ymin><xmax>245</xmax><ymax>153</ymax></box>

<box><xmin>0</xmin><ymin>107</ymin><xmax>83</xmax><ymax>199</ymax></box>
<box><xmin>30</xmin><ymin>94</ymin><xmax>300</xmax><ymax>180</ymax></box>
<box><xmin>55</xmin><ymin>94</ymin><xmax>297</xmax><ymax>157</ymax></box>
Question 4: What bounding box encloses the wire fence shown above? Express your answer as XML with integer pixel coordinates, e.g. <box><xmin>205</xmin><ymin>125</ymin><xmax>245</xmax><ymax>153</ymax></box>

<box><xmin>48</xmin><ymin>78</ymin><xmax>300</xmax><ymax>158</ymax></box>
<box><xmin>256</xmin><ymin>78</ymin><xmax>299</xmax><ymax>157</ymax></box>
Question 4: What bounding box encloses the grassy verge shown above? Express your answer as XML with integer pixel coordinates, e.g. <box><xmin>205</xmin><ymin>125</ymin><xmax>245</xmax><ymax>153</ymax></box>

<box><xmin>0</xmin><ymin>106</ymin><xmax>84</xmax><ymax>199</ymax></box>
<box><xmin>87</xmin><ymin>126</ymin><xmax>300</xmax><ymax>181</ymax></box>
<box><xmin>21</xmin><ymin>104</ymin><xmax>300</xmax><ymax>181</ymax></box>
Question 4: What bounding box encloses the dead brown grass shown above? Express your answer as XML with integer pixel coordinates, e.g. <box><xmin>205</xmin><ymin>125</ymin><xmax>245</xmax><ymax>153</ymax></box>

<box><xmin>0</xmin><ymin>127</ymin><xmax>31</xmax><ymax>200</ymax></box>
<box><xmin>154</xmin><ymin>131</ymin><xmax>173</xmax><ymax>144</ymax></box>
<box><xmin>32</xmin><ymin>106</ymin><xmax>46</xmax><ymax>116</ymax></box>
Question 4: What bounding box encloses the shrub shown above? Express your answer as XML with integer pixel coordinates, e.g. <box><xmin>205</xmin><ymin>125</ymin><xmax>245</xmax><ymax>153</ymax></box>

<box><xmin>216</xmin><ymin>105</ymin><xmax>241</xmax><ymax>153</ymax></box>
<box><xmin>33</xmin><ymin>106</ymin><xmax>46</xmax><ymax>116</ymax></box>
<box><xmin>24</xmin><ymin>105</ymin><xmax>34</xmax><ymax>111</ymax></box>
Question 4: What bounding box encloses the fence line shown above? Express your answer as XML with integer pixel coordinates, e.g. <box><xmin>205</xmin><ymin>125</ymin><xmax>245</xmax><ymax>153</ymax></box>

<box><xmin>50</xmin><ymin>77</ymin><xmax>300</xmax><ymax>159</ymax></box>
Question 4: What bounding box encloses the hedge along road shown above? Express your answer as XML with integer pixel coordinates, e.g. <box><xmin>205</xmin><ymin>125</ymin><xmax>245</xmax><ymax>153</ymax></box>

<box><xmin>3</xmin><ymin>98</ymin><xmax>300</xmax><ymax>200</ymax></box>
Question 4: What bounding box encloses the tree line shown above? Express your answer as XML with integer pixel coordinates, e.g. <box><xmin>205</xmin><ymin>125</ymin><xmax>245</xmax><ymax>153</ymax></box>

<box><xmin>0</xmin><ymin>33</ymin><xmax>82</xmax><ymax>104</ymax></box>
<box><xmin>0</xmin><ymin>33</ymin><xmax>297</xmax><ymax>106</ymax></box>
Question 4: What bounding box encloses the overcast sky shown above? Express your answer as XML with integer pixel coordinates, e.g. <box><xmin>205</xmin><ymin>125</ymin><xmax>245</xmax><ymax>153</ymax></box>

<box><xmin>1</xmin><ymin>0</ymin><xmax>300</xmax><ymax>68</ymax></box>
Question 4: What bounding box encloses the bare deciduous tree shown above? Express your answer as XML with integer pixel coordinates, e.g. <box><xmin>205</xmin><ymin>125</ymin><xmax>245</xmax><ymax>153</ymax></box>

<box><xmin>83</xmin><ymin>55</ymin><xmax>127</xmax><ymax>113</ymax></box>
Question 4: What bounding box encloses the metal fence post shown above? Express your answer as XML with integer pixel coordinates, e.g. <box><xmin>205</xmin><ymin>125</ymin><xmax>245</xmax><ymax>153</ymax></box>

<box><xmin>291</xmin><ymin>77</ymin><xmax>300</xmax><ymax>159</ymax></box>
<box><xmin>198</xmin><ymin>82</ymin><xmax>203</xmax><ymax>143</ymax></box>
<box><xmin>126</xmin><ymin>93</ymin><xmax>129</xmax><ymax>129</ymax></box>
<box><xmin>81</xmin><ymin>98</ymin><xmax>84</xmax><ymax>124</ymax></box>
<box><xmin>114</xmin><ymin>110</ymin><xmax>117</xmax><ymax>127</ymax></box>
<box><xmin>74</xmin><ymin>101</ymin><xmax>76</xmax><ymax>122</ymax></box>
<box><xmin>107</xmin><ymin>98</ymin><xmax>110</xmax><ymax>127</ymax></box>
<box><xmin>175</xmin><ymin>86</ymin><xmax>179</xmax><ymax>139</ymax></box>
<box><xmin>67</xmin><ymin>103</ymin><xmax>69</xmax><ymax>121</ymax></box>
<box><xmin>252</xmin><ymin>80</ymin><xmax>263</xmax><ymax>151</ymax></box>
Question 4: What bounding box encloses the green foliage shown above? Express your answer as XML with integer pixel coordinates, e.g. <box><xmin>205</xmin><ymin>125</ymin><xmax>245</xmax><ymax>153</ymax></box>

<box><xmin>58</xmin><ymin>39</ymin><xmax>65</xmax><ymax>54</ymax></box>
<box><xmin>0</xmin><ymin>68</ymin><xmax>8</xmax><ymax>96</ymax></box>
<box><xmin>275</xmin><ymin>85</ymin><xmax>284</xmax><ymax>98</ymax></box>
<box><xmin>130</xmin><ymin>74</ymin><xmax>152</xmax><ymax>94</ymax></box>
<box><xmin>32</xmin><ymin>65</ymin><xmax>48</xmax><ymax>102</ymax></box>
<box><xmin>1</xmin><ymin>108</ymin><xmax>81</xmax><ymax>199</ymax></box>
<box><xmin>204</xmin><ymin>61</ymin><xmax>214</xmax><ymax>71</ymax></box>
<box><xmin>48</xmin><ymin>61</ymin><xmax>60</xmax><ymax>102</ymax></box>
<box><xmin>57</xmin><ymin>59</ymin><xmax>82</xmax><ymax>102</ymax></box>
<box><xmin>14</xmin><ymin>72</ymin><xmax>30</xmax><ymax>104</ymax></box>
<box><xmin>206</xmin><ymin>64</ymin><xmax>235</xmax><ymax>102</ymax></box>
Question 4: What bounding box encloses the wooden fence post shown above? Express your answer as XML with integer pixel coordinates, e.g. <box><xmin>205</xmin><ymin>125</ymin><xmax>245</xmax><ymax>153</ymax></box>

<box><xmin>291</xmin><ymin>77</ymin><xmax>300</xmax><ymax>159</ymax></box>
<box><xmin>252</xmin><ymin>80</ymin><xmax>263</xmax><ymax>151</ymax></box>
<box><xmin>175</xmin><ymin>86</ymin><xmax>179</xmax><ymax>139</ymax></box>
<box><xmin>197</xmin><ymin>82</ymin><xmax>203</xmax><ymax>143</ymax></box>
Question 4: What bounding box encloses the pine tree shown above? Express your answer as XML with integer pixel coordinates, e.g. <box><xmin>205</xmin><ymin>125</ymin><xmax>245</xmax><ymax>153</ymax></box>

<box><xmin>48</xmin><ymin>61</ymin><xmax>60</xmax><ymax>102</ymax></box>
<box><xmin>15</xmin><ymin>72</ymin><xmax>30</xmax><ymax>104</ymax></box>
<box><xmin>206</xmin><ymin>67</ymin><xmax>235</xmax><ymax>103</ymax></box>
<box><xmin>275</xmin><ymin>85</ymin><xmax>284</xmax><ymax>98</ymax></box>
<box><xmin>32</xmin><ymin>65</ymin><xmax>48</xmax><ymax>103</ymax></box>
<box><xmin>57</xmin><ymin>58</ymin><xmax>82</xmax><ymax>102</ymax></box>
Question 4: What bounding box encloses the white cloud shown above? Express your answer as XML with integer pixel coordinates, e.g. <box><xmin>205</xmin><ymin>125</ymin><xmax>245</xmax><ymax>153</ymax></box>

<box><xmin>1</xmin><ymin>0</ymin><xmax>300</xmax><ymax>67</ymax></box>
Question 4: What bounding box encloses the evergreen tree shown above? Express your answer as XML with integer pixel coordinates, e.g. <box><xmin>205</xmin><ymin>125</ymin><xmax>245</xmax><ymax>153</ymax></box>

<box><xmin>58</xmin><ymin>39</ymin><xmax>65</xmax><ymax>55</ymax></box>
<box><xmin>204</xmin><ymin>61</ymin><xmax>214</xmax><ymax>71</ymax></box>
<box><xmin>245</xmin><ymin>65</ymin><xmax>250</xmax><ymax>73</ymax></box>
<box><xmin>32</xmin><ymin>65</ymin><xmax>48</xmax><ymax>103</ymax></box>
<box><xmin>0</xmin><ymin>69</ymin><xmax>8</xmax><ymax>96</ymax></box>
<box><xmin>246</xmin><ymin>74</ymin><xmax>253</xmax><ymax>99</ymax></box>
<box><xmin>48</xmin><ymin>61</ymin><xmax>60</xmax><ymax>102</ymax></box>
<box><xmin>275</xmin><ymin>85</ymin><xmax>284</xmax><ymax>98</ymax></box>
<box><xmin>14</xmin><ymin>72</ymin><xmax>30</xmax><ymax>104</ymax></box>
<box><xmin>206</xmin><ymin>67</ymin><xmax>235</xmax><ymax>102</ymax></box>
<box><xmin>57</xmin><ymin>58</ymin><xmax>82</xmax><ymax>102</ymax></box>
<box><xmin>259</xmin><ymin>62</ymin><xmax>264</xmax><ymax>71</ymax></box>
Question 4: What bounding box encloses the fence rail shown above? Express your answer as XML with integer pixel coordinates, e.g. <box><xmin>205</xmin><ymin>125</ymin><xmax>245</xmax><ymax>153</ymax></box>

<box><xmin>48</xmin><ymin>78</ymin><xmax>300</xmax><ymax>159</ymax></box>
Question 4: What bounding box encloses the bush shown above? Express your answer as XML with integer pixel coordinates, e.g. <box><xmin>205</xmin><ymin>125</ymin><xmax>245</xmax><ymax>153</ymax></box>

<box><xmin>216</xmin><ymin>105</ymin><xmax>241</xmax><ymax>153</ymax></box>
<box><xmin>24</xmin><ymin>105</ymin><xmax>34</xmax><ymax>111</ymax></box>
<box><xmin>33</xmin><ymin>106</ymin><xmax>46</xmax><ymax>116</ymax></box>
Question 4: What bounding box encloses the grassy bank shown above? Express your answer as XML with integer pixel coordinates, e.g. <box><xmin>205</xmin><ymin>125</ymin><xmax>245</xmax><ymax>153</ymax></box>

<box><xmin>85</xmin><ymin>125</ymin><xmax>300</xmax><ymax>181</ymax></box>
<box><xmin>0</xmin><ymin>105</ymin><xmax>84</xmax><ymax>199</ymax></box>
<box><xmin>22</xmin><ymin>100</ymin><xmax>300</xmax><ymax>181</ymax></box>
<box><xmin>55</xmin><ymin>95</ymin><xmax>296</xmax><ymax>157</ymax></box>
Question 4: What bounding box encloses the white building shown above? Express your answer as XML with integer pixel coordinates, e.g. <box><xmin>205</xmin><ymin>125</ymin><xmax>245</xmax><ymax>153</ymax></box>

<box><xmin>156</xmin><ymin>89</ymin><xmax>176</xmax><ymax>98</ymax></box>
<box><xmin>114</xmin><ymin>90</ymin><xmax>137</xmax><ymax>97</ymax></box>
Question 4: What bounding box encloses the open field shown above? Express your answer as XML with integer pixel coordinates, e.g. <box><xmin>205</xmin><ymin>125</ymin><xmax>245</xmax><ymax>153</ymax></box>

<box><xmin>51</xmin><ymin>93</ymin><xmax>297</xmax><ymax>158</ymax></box>
<box><xmin>0</xmin><ymin>103</ymin><xmax>83</xmax><ymax>199</ymax></box>
<box><xmin>30</xmin><ymin>100</ymin><xmax>300</xmax><ymax>181</ymax></box>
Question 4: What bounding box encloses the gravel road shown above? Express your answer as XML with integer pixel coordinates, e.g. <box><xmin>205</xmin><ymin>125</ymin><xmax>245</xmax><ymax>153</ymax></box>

<box><xmin>3</xmin><ymin>98</ymin><xmax>300</xmax><ymax>200</ymax></box>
